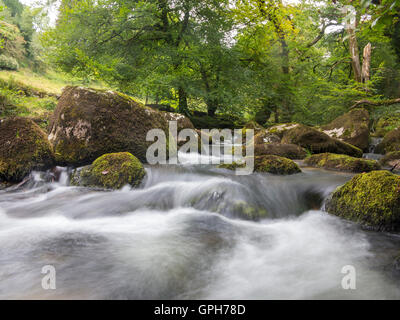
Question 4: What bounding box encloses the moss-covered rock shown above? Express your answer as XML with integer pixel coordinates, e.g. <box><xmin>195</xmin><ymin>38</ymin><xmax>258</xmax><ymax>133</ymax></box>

<box><xmin>254</xmin><ymin>143</ymin><xmax>307</xmax><ymax>160</ymax></box>
<box><xmin>70</xmin><ymin>152</ymin><xmax>145</xmax><ymax>189</ymax></box>
<box><xmin>325</xmin><ymin>171</ymin><xmax>400</xmax><ymax>231</ymax></box>
<box><xmin>219</xmin><ymin>155</ymin><xmax>301</xmax><ymax>175</ymax></box>
<box><xmin>321</xmin><ymin>108</ymin><xmax>370</xmax><ymax>151</ymax></box>
<box><xmin>374</xmin><ymin>114</ymin><xmax>400</xmax><ymax>137</ymax></box>
<box><xmin>281</xmin><ymin>124</ymin><xmax>363</xmax><ymax>157</ymax></box>
<box><xmin>0</xmin><ymin>117</ymin><xmax>54</xmax><ymax>182</ymax></box>
<box><xmin>376</xmin><ymin>128</ymin><xmax>400</xmax><ymax>154</ymax></box>
<box><xmin>254</xmin><ymin>155</ymin><xmax>301</xmax><ymax>175</ymax></box>
<box><xmin>379</xmin><ymin>151</ymin><xmax>400</xmax><ymax>171</ymax></box>
<box><xmin>48</xmin><ymin>86</ymin><xmax>172</xmax><ymax>166</ymax></box>
<box><xmin>305</xmin><ymin>153</ymin><xmax>380</xmax><ymax>173</ymax></box>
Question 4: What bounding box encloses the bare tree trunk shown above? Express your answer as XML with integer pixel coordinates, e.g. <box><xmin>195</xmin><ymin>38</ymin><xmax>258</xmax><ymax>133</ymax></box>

<box><xmin>347</xmin><ymin>21</ymin><xmax>362</xmax><ymax>82</ymax></box>
<box><xmin>361</xmin><ymin>43</ymin><xmax>372</xmax><ymax>83</ymax></box>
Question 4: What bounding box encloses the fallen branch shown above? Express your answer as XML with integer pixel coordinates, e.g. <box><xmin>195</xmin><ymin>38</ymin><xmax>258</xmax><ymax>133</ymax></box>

<box><xmin>350</xmin><ymin>98</ymin><xmax>400</xmax><ymax>110</ymax></box>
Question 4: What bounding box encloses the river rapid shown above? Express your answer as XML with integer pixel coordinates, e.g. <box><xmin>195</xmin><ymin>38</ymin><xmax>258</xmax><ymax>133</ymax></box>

<box><xmin>0</xmin><ymin>151</ymin><xmax>400</xmax><ymax>299</ymax></box>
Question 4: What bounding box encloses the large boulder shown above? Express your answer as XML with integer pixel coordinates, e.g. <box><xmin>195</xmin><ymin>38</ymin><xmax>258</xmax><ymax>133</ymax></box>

<box><xmin>219</xmin><ymin>155</ymin><xmax>301</xmax><ymax>175</ymax></box>
<box><xmin>281</xmin><ymin>124</ymin><xmax>363</xmax><ymax>157</ymax></box>
<box><xmin>161</xmin><ymin>112</ymin><xmax>195</xmax><ymax>131</ymax></box>
<box><xmin>321</xmin><ymin>108</ymin><xmax>370</xmax><ymax>151</ymax></box>
<box><xmin>305</xmin><ymin>153</ymin><xmax>380</xmax><ymax>173</ymax></box>
<box><xmin>0</xmin><ymin>117</ymin><xmax>54</xmax><ymax>182</ymax></box>
<box><xmin>325</xmin><ymin>171</ymin><xmax>400</xmax><ymax>231</ymax></box>
<box><xmin>376</xmin><ymin>128</ymin><xmax>400</xmax><ymax>154</ymax></box>
<box><xmin>254</xmin><ymin>143</ymin><xmax>307</xmax><ymax>160</ymax></box>
<box><xmin>70</xmin><ymin>152</ymin><xmax>145</xmax><ymax>189</ymax></box>
<box><xmin>48</xmin><ymin>86</ymin><xmax>172</xmax><ymax>166</ymax></box>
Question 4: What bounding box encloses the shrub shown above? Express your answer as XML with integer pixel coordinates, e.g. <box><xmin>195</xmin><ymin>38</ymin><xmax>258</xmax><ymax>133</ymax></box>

<box><xmin>0</xmin><ymin>54</ymin><xmax>19</xmax><ymax>70</ymax></box>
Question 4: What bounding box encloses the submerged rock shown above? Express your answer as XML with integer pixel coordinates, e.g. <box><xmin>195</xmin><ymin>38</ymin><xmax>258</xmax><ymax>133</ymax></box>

<box><xmin>48</xmin><ymin>86</ymin><xmax>172</xmax><ymax>166</ymax></box>
<box><xmin>281</xmin><ymin>124</ymin><xmax>363</xmax><ymax>158</ymax></box>
<box><xmin>219</xmin><ymin>155</ymin><xmax>301</xmax><ymax>175</ymax></box>
<box><xmin>70</xmin><ymin>152</ymin><xmax>146</xmax><ymax>189</ymax></box>
<box><xmin>325</xmin><ymin>171</ymin><xmax>400</xmax><ymax>231</ymax></box>
<box><xmin>305</xmin><ymin>153</ymin><xmax>380</xmax><ymax>173</ymax></box>
<box><xmin>321</xmin><ymin>108</ymin><xmax>370</xmax><ymax>151</ymax></box>
<box><xmin>0</xmin><ymin>117</ymin><xmax>54</xmax><ymax>182</ymax></box>
<box><xmin>376</xmin><ymin>128</ymin><xmax>400</xmax><ymax>154</ymax></box>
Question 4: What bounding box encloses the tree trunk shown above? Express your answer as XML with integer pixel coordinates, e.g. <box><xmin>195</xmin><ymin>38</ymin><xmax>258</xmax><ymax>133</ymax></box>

<box><xmin>177</xmin><ymin>86</ymin><xmax>189</xmax><ymax>115</ymax></box>
<box><xmin>361</xmin><ymin>43</ymin><xmax>372</xmax><ymax>83</ymax></box>
<box><xmin>347</xmin><ymin>21</ymin><xmax>362</xmax><ymax>82</ymax></box>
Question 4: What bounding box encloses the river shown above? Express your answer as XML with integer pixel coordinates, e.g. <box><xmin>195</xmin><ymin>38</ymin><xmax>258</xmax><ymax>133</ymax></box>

<box><xmin>0</xmin><ymin>151</ymin><xmax>400</xmax><ymax>299</ymax></box>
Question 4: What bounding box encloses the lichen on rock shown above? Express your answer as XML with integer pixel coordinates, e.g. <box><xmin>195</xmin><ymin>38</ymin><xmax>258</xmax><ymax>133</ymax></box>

<box><xmin>321</xmin><ymin>108</ymin><xmax>370</xmax><ymax>151</ymax></box>
<box><xmin>325</xmin><ymin>171</ymin><xmax>400</xmax><ymax>231</ymax></box>
<box><xmin>281</xmin><ymin>124</ymin><xmax>363</xmax><ymax>158</ymax></box>
<box><xmin>49</xmin><ymin>86</ymin><xmax>172</xmax><ymax>166</ymax></box>
<box><xmin>305</xmin><ymin>153</ymin><xmax>380</xmax><ymax>173</ymax></box>
<box><xmin>70</xmin><ymin>152</ymin><xmax>146</xmax><ymax>189</ymax></box>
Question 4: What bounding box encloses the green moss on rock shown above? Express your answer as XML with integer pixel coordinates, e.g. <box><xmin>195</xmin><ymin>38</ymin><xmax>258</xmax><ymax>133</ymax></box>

<box><xmin>325</xmin><ymin>171</ymin><xmax>400</xmax><ymax>231</ymax></box>
<box><xmin>0</xmin><ymin>117</ymin><xmax>54</xmax><ymax>182</ymax></box>
<box><xmin>70</xmin><ymin>152</ymin><xmax>146</xmax><ymax>189</ymax></box>
<box><xmin>233</xmin><ymin>201</ymin><xmax>269</xmax><ymax>220</ymax></box>
<box><xmin>376</xmin><ymin>128</ymin><xmax>400</xmax><ymax>154</ymax></box>
<box><xmin>305</xmin><ymin>153</ymin><xmax>380</xmax><ymax>173</ymax></box>
<box><xmin>375</xmin><ymin>115</ymin><xmax>400</xmax><ymax>137</ymax></box>
<box><xmin>254</xmin><ymin>155</ymin><xmax>301</xmax><ymax>175</ymax></box>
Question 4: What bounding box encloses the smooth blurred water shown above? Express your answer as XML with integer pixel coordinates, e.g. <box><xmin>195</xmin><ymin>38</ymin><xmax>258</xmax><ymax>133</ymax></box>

<box><xmin>0</xmin><ymin>153</ymin><xmax>399</xmax><ymax>299</ymax></box>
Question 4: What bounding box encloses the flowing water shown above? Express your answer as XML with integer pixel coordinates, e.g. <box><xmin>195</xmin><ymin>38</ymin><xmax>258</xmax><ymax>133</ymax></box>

<box><xmin>1</xmin><ymin>152</ymin><xmax>400</xmax><ymax>299</ymax></box>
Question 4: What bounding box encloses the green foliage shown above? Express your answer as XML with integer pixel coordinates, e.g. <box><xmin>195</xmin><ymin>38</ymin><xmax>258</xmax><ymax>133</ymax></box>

<box><xmin>0</xmin><ymin>53</ymin><xmax>18</xmax><ymax>70</ymax></box>
<box><xmin>38</xmin><ymin>0</ymin><xmax>400</xmax><ymax>125</ymax></box>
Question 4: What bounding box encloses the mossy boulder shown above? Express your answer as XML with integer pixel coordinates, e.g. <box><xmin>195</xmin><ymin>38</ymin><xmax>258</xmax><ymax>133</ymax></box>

<box><xmin>254</xmin><ymin>155</ymin><xmax>301</xmax><ymax>175</ymax></box>
<box><xmin>325</xmin><ymin>171</ymin><xmax>400</xmax><ymax>231</ymax></box>
<box><xmin>376</xmin><ymin>128</ymin><xmax>400</xmax><ymax>154</ymax></box>
<box><xmin>281</xmin><ymin>124</ymin><xmax>363</xmax><ymax>157</ymax></box>
<box><xmin>70</xmin><ymin>152</ymin><xmax>145</xmax><ymax>189</ymax></box>
<box><xmin>48</xmin><ymin>86</ymin><xmax>172</xmax><ymax>166</ymax></box>
<box><xmin>305</xmin><ymin>153</ymin><xmax>380</xmax><ymax>173</ymax></box>
<box><xmin>0</xmin><ymin>117</ymin><xmax>55</xmax><ymax>182</ymax></box>
<box><xmin>254</xmin><ymin>143</ymin><xmax>307</xmax><ymax>160</ymax></box>
<box><xmin>379</xmin><ymin>151</ymin><xmax>400</xmax><ymax>171</ymax></box>
<box><xmin>321</xmin><ymin>108</ymin><xmax>370</xmax><ymax>151</ymax></box>
<box><xmin>374</xmin><ymin>114</ymin><xmax>400</xmax><ymax>137</ymax></box>
<box><xmin>218</xmin><ymin>155</ymin><xmax>301</xmax><ymax>175</ymax></box>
